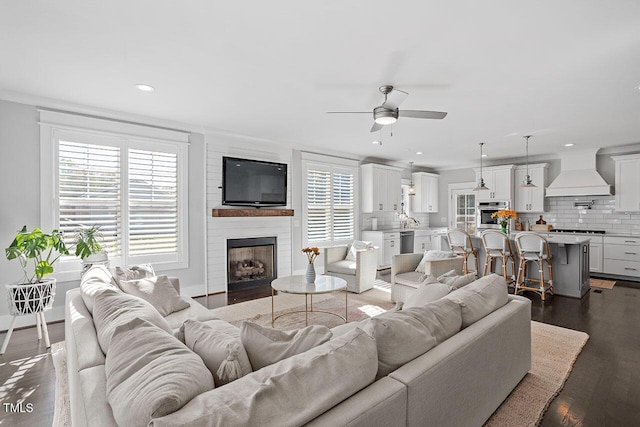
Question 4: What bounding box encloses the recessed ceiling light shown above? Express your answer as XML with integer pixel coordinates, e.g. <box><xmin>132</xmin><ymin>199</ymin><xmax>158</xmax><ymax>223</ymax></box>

<box><xmin>372</xmin><ymin>140</ymin><xmax>381</xmax><ymax>145</ymax></box>
<box><xmin>564</xmin><ymin>143</ymin><xmax>575</xmax><ymax>147</ymax></box>
<box><xmin>416</xmin><ymin>151</ymin><xmax>423</xmax><ymax>155</ymax></box>
<box><xmin>481</xmin><ymin>154</ymin><xmax>488</xmax><ymax>158</ymax></box>
<box><xmin>135</xmin><ymin>84</ymin><xmax>155</xmax><ymax>92</ymax></box>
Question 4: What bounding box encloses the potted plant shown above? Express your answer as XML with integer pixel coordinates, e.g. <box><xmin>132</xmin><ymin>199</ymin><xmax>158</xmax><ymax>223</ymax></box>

<box><xmin>5</xmin><ymin>226</ymin><xmax>69</xmax><ymax>313</ymax></box>
<box><xmin>73</xmin><ymin>225</ymin><xmax>108</xmax><ymax>272</ymax></box>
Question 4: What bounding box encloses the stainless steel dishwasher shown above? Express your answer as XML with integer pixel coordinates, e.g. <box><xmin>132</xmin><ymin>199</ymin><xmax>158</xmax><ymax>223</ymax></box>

<box><xmin>400</xmin><ymin>231</ymin><xmax>415</xmax><ymax>254</ymax></box>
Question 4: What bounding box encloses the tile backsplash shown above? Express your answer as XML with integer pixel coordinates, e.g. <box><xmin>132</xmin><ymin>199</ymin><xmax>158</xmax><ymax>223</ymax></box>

<box><xmin>517</xmin><ymin>196</ymin><xmax>640</xmax><ymax>235</ymax></box>
<box><xmin>361</xmin><ymin>211</ymin><xmax>431</xmax><ymax>231</ymax></box>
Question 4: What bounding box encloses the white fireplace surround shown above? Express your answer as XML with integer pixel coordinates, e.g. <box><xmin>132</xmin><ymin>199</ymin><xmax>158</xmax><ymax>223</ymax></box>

<box><xmin>207</xmin><ymin>216</ymin><xmax>292</xmax><ymax>294</ymax></box>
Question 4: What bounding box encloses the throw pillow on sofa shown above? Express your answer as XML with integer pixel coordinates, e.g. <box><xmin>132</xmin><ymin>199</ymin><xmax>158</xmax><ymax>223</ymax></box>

<box><xmin>403</xmin><ymin>277</ymin><xmax>452</xmax><ymax>309</ymax></box>
<box><xmin>415</xmin><ymin>250</ymin><xmax>455</xmax><ymax>273</ymax></box>
<box><xmin>240</xmin><ymin>321</ymin><xmax>332</xmax><ymax>370</ymax></box>
<box><xmin>113</xmin><ymin>263</ymin><xmax>155</xmax><ymax>285</ymax></box>
<box><xmin>119</xmin><ymin>275</ymin><xmax>190</xmax><ymax>316</ymax></box>
<box><xmin>182</xmin><ymin>319</ymin><xmax>253</xmax><ymax>386</ymax></box>
<box><xmin>105</xmin><ymin>317</ymin><xmax>214</xmax><ymax>427</ymax></box>
<box><xmin>93</xmin><ymin>289</ymin><xmax>174</xmax><ymax>353</ymax></box>
<box><xmin>437</xmin><ymin>270</ymin><xmax>477</xmax><ymax>289</ymax></box>
<box><xmin>345</xmin><ymin>240</ymin><xmax>374</xmax><ymax>261</ymax></box>
<box><xmin>79</xmin><ymin>265</ymin><xmax>122</xmax><ymax>314</ymax></box>
<box><xmin>444</xmin><ymin>273</ymin><xmax>509</xmax><ymax>328</ymax></box>
<box><xmin>362</xmin><ymin>298</ymin><xmax>462</xmax><ymax>378</ymax></box>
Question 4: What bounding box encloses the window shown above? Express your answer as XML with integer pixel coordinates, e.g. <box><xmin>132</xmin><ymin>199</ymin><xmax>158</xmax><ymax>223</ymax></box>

<box><xmin>303</xmin><ymin>154</ymin><xmax>358</xmax><ymax>247</ymax></box>
<box><xmin>40</xmin><ymin>110</ymin><xmax>189</xmax><ymax>278</ymax></box>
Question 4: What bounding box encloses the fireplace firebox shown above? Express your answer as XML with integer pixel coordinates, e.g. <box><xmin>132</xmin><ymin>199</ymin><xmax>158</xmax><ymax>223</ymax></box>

<box><xmin>226</xmin><ymin>237</ymin><xmax>277</xmax><ymax>292</ymax></box>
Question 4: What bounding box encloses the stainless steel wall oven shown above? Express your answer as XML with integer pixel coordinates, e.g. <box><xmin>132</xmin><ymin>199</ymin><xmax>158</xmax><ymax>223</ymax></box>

<box><xmin>476</xmin><ymin>201</ymin><xmax>510</xmax><ymax>229</ymax></box>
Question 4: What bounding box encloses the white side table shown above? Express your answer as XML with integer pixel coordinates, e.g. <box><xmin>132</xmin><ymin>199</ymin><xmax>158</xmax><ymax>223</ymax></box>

<box><xmin>271</xmin><ymin>275</ymin><xmax>347</xmax><ymax>327</ymax></box>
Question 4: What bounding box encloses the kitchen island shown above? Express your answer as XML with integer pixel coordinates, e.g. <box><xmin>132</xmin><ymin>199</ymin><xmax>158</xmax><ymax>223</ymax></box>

<box><xmin>467</xmin><ymin>232</ymin><xmax>591</xmax><ymax>298</ymax></box>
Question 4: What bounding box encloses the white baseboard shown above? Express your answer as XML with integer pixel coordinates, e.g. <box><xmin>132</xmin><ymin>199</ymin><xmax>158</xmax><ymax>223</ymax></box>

<box><xmin>181</xmin><ymin>283</ymin><xmax>207</xmax><ymax>298</ymax></box>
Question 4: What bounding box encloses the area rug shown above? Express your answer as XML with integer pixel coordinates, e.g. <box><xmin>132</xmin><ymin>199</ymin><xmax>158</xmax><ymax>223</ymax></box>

<box><xmin>484</xmin><ymin>321</ymin><xmax>589</xmax><ymax>427</ymax></box>
<box><xmin>51</xmin><ymin>341</ymin><xmax>71</xmax><ymax>427</ymax></box>
<box><xmin>589</xmin><ymin>278</ymin><xmax>616</xmax><ymax>289</ymax></box>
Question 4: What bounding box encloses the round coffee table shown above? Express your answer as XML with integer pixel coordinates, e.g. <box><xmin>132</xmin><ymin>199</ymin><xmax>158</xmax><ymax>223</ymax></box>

<box><xmin>271</xmin><ymin>275</ymin><xmax>348</xmax><ymax>327</ymax></box>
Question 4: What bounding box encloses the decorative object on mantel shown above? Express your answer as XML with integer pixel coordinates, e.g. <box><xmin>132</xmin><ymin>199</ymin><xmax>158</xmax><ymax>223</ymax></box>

<box><xmin>212</xmin><ymin>208</ymin><xmax>294</xmax><ymax>217</ymax></box>
<box><xmin>520</xmin><ymin>135</ymin><xmax>537</xmax><ymax>188</ymax></box>
<box><xmin>302</xmin><ymin>247</ymin><xmax>320</xmax><ymax>283</ymax></box>
<box><xmin>473</xmin><ymin>142</ymin><xmax>490</xmax><ymax>191</ymax></box>
<box><xmin>491</xmin><ymin>209</ymin><xmax>517</xmax><ymax>234</ymax></box>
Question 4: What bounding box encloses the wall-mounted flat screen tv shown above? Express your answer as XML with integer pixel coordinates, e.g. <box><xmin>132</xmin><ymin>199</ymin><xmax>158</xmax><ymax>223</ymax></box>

<box><xmin>222</xmin><ymin>157</ymin><xmax>288</xmax><ymax>207</ymax></box>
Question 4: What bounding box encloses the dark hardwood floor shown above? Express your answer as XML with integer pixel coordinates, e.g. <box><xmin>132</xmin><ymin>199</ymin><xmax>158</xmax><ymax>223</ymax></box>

<box><xmin>529</xmin><ymin>280</ymin><xmax>640</xmax><ymax>427</ymax></box>
<box><xmin>0</xmin><ymin>320</ymin><xmax>65</xmax><ymax>427</ymax></box>
<box><xmin>1</xmin><ymin>281</ymin><xmax>639</xmax><ymax>426</ymax></box>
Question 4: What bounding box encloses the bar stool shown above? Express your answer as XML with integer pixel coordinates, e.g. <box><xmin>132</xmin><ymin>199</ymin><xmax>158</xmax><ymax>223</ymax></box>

<box><xmin>514</xmin><ymin>232</ymin><xmax>554</xmax><ymax>300</ymax></box>
<box><xmin>480</xmin><ymin>230</ymin><xmax>516</xmax><ymax>286</ymax></box>
<box><xmin>0</xmin><ymin>280</ymin><xmax>56</xmax><ymax>355</ymax></box>
<box><xmin>446</xmin><ymin>229</ymin><xmax>479</xmax><ymax>276</ymax></box>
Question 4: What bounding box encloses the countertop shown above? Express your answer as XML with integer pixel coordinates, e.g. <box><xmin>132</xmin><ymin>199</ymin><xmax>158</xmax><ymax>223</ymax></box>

<box><xmin>362</xmin><ymin>227</ymin><xmax>448</xmax><ymax>234</ymax></box>
<box><xmin>471</xmin><ymin>232</ymin><xmax>591</xmax><ymax>245</ymax></box>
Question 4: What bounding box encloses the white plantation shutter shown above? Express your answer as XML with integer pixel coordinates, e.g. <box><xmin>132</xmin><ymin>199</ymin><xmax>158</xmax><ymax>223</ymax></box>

<box><xmin>332</xmin><ymin>172</ymin><xmax>354</xmax><ymax>241</ymax></box>
<box><xmin>128</xmin><ymin>149</ymin><xmax>179</xmax><ymax>256</ymax></box>
<box><xmin>304</xmin><ymin>161</ymin><xmax>357</xmax><ymax>246</ymax></box>
<box><xmin>40</xmin><ymin>112</ymin><xmax>189</xmax><ymax>277</ymax></box>
<box><xmin>58</xmin><ymin>141</ymin><xmax>122</xmax><ymax>256</ymax></box>
<box><xmin>307</xmin><ymin>169</ymin><xmax>332</xmax><ymax>242</ymax></box>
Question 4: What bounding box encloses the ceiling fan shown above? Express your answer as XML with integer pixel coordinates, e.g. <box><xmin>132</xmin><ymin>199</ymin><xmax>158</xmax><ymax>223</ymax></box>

<box><xmin>327</xmin><ymin>85</ymin><xmax>447</xmax><ymax>132</ymax></box>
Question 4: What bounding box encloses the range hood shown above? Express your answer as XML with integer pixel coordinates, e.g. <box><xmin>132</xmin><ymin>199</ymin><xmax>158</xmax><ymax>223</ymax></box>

<box><xmin>546</xmin><ymin>148</ymin><xmax>613</xmax><ymax>197</ymax></box>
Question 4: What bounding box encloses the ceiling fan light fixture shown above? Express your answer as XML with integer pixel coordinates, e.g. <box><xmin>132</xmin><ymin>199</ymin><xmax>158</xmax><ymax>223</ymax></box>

<box><xmin>373</xmin><ymin>107</ymin><xmax>398</xmax><ymax>125</ymax></box>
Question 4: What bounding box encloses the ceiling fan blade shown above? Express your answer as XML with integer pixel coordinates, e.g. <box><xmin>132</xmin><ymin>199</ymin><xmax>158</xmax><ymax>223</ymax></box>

<box><xmin>370</xmin><ymin>122</ymin><xmax>383</xmax><ymax>133</ymax></box>
<box><xmin>326</xmin><ymin>111</ymin><xmax>371</xmax><ymax>114</ymax></box>
<box><xmin>382</xmin><ymin>88</ymin><xmax>408</xmax><ymax>109</ymax></box>
<box><xmin>399</xmin><ymin>110</ymin><xmax>448</xmax><ymax>120</ymax></box>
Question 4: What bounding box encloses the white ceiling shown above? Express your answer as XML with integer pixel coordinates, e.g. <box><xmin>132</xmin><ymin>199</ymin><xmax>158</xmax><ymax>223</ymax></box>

<box><xmin>2</xmin><ymin>1</ymin><xmax>640</xmax><ymax>169</ymax></box>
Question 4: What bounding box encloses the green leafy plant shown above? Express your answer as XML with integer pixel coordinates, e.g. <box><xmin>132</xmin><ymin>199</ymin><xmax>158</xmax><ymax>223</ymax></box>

<box><xmin>73</xmin><ymin>225</ymin><xmax>104</xmax><ymax>260</ymax></box>
<box><xmin>5</xmin><ymin>226</ymin><xmax>69</xmax><ymax>284</ymax></box>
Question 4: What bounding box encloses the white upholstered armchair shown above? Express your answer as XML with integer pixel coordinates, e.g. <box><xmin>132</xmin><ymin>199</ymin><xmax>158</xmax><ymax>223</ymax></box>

<box><xmin>391</xmin><ymin>253</ymin><xmax>464</xmax><ymax>303</ymax></box>
<box><xmin>323</xmin><ymin>245</ymin><xmax>379</xmax><ymax>293</ymax></box>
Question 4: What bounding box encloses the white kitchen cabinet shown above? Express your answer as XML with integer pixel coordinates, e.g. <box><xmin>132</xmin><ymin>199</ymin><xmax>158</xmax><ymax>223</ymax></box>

<box><xmin>514</xmin><ymin>163</ymin><xmax>548</xmax><ymax>213</ymax></box>
<box><xmin>473</xmin><ymin>165</ymin><xmax>515</xmax><ymax>202</ymax></box>
<box><xmin>589</xmin><ymin>239</ymin><xmax>603</xmax><ymax>273</ymax></box>
<box><xmin>603</xmin><ymin>235</ymin><xmax>640</xmax><ymax>277</ymax></box>
<box><xmin>414</xmin><ymin>235</ymin><xmax>432</xmax><ymax>253</ymax></box>
<box><xmin>612</xmin><ymin>154</ymin><xmax>640</xmax><ymax>212</ymax></box>
<box><xmin>362</xmin><ymin>231</ymin><xmax>400</xmax><ymax>269</ymax></box>
<box><xmin>361</xmin><ymin>164</ymin><xmax>402</xmax><ymax>212</ymax></box>
<box><xmin>412</xmin><ymin>172</ymin><xmax>439</xmax><ymax>213</ymax></box>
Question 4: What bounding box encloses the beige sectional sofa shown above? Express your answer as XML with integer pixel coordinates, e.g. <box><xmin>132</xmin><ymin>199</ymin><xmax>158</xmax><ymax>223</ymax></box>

<box><xmin>65</xmin><ymin>267</ymin><xmax>531</xmax><ymax>427</ymax></box>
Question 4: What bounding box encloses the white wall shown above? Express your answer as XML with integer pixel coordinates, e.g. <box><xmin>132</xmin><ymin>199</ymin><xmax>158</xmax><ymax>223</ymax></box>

<box><xmin>0</xmin><ymin>99</ymin><xmax>206</xmax><ymax>330</ymax></box>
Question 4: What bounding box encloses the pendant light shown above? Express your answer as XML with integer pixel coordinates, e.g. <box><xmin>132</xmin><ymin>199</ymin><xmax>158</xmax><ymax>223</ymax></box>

<box><xmin>520</xmin><ymin>135</ymin><xmax>537</xmax><ymax>188</ymax></box>
<box><xmin>408</xmin><ymin>161</ymin><xmax>416</xmax><ymax>196</ymax></box>
<box><xmin>473</xmin><ymin>142</ymin><xmax>490</xmax><ymax>191</ymax></box>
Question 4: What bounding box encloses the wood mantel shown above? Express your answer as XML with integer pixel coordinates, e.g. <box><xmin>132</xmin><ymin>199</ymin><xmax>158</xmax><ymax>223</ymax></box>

<box><xmin>212</xmin><ymin>208</ymin><xmax>294</xmax><ymax>217</ymax></box>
